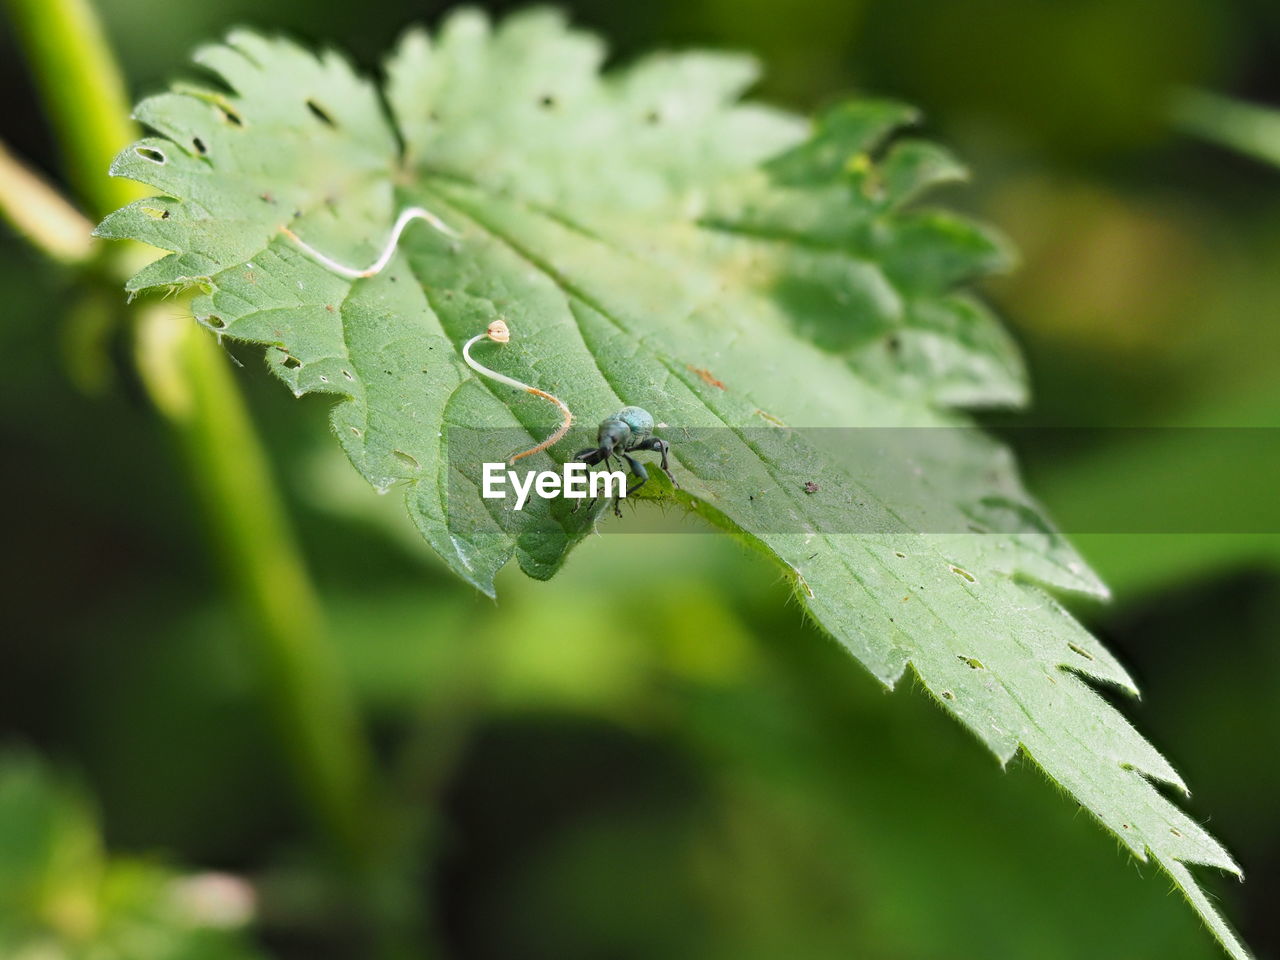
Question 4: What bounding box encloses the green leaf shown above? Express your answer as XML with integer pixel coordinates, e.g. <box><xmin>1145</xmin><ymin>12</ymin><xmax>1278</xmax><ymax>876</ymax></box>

<box><xmin>95</xmin><ymin>10</ymin><xmax>1250</xmax><ymax>958</ymax></box>
<box><xmin>1173</xmin><ymin>88</ymin><xmax>1280</xmax><ymax>169</ymax></box>
<box><xmin>0</xmin><ymin>754</ymin><xmax>264</xmax><ymax>959</ymax></box>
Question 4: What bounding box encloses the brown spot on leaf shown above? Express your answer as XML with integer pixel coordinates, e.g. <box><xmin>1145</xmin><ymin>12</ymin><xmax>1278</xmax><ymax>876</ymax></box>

<box><xmin>687</xmin><ymin>365</ymin><xmax>725</xmax><ymax>389</ymax></box>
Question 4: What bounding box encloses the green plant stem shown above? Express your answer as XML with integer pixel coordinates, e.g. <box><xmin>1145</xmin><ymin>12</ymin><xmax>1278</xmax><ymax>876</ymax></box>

<box><xmin>134</xmin><ymin>306</ymin><xmax>374</xmax><ymax>866</ymax></box>
<box><xmin>1173</xmin><ymin>89</ymin><xmax>1280</xmax><ymax>169</ymax></box>
<box><xmin>0</xmin><ymin>139</ymin><xmax>95</xmax><ymax>264</ymax></box>
<box><xmin>4</xmin><ymin>0</ymin><xmax>143</xmax><ymax>218</ymax></box>
<box><xmin>6</xmin><ymin>0</ymin><xmax>376</xmax><ymax>870</ymax></box>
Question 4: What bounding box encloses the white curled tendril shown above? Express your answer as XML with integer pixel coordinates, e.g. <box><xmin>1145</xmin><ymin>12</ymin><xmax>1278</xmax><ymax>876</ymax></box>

<box><xmin>281</xmin><ymin>206</ymin><xmax>460</xmax><ymax>279</ymax></box>
<box><xmin>462</xmin><ymin>319</ymin><xmax>574</xmax><ymax>465</ymax></box>
<box><xmin>280</xmin><ymin>209</ymin><xmax>570</xmax><ymax>465</ymax></box>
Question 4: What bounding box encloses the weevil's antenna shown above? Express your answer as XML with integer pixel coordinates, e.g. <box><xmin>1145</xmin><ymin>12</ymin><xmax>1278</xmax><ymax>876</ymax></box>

<box><xmin>282</xmin><ymin>206</ymin><xmax>460</xmax><ymax>279</ymax></box>
<box><xmin>462</xmin><ymin>319</ymin><xmax>574</xmax><ymax>465</ymax></box>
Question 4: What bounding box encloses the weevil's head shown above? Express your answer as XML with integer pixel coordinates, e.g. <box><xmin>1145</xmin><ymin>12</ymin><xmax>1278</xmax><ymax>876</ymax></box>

<box><xmin>596</xmin><ymin>416</ymin><xmax>632</xmax><ymax>454</ymax></box>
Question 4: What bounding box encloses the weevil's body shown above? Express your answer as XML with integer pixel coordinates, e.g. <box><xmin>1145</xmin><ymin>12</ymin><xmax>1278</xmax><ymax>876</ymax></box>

<box><xmin>574</xmin><ymin>406</ymin><xmax>677</xmax><ymax>516</ymax></box>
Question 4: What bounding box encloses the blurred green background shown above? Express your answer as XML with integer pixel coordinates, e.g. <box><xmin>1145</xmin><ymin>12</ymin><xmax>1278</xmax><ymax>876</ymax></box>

<box><xmin>1</xmin><ymin>0</ymin><xmax>1278</xmax><ymax>958</ymax></box>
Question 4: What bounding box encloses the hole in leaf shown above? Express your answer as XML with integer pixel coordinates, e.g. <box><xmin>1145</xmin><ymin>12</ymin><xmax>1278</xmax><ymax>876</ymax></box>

<box><xmin>306</xmin><ymin>99</ymin><xmax>336</xmax><ymax>126</ymax></box>
<box><xmin>539</xmin><ymin>93</ymin><xmax>556</xmax><ymax>109</ymax></box>
<box><xmin>282</xmin><ymin>356</ymin><xmax>301</xmax><ymax>369</ymax></box>
<box><xmin>950</xmin><ymin>565</ymin><xmax>977</xmax><ymax>583</ymax></box>
<box><xmin>894</xmin><ymin>551</ymin><xmax>906</xmax><ymax>558</ymax></box>
<box><xmin>207</xmin><ymin>316</ymin><xmax>226</xmax><ymax>329</ymax></box>
<box><xmin>341</xmin><ymin>369</ymin><xmax>354</xmax><ymax>381</ymax></box>
<box><xmin>1171</xmin><ymin>828</ymin><xmax>1183</xmax><ymax>838</ymax></box>
<box><xmin>941</xmin><ymin>690</ymin><xmax>955</xmax><ymax>701</ymax></box>
<box><xmin>136</xmin><ymin>146</ymin><xmax>166</xmax><ymax>164</ymax></box>
<box><xmin>1067</xmin><ymin>642</ymin><xmax>1095</xmax><ymax>662</ymax></box>
<box><xmin>217</xmin><ymin>105</ymin><xmax>243</xmax><ymax>126</ymax></box>
<box><xmin>141</xmin><ymin>206</ymin><xmax>169</xmax><ymax>220</ymax></box>
<box><xmin>192</xmin><ymin>136</ymin><xmax>208</xmax><ymax>155</ymax></box>
<box><xmin>957</xmin><ymin>655</ymin><xmax>985</xmax><ymax>670</ymax></box>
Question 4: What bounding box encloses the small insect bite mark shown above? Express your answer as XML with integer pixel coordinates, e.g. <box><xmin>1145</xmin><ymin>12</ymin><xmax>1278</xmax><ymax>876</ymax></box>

<box><xmin>461</xmin><ymin>320</ymin><xmax>573</xmax><ymax>465</ymax></box>
<box><xmin>281</xmin><ymin>206</ymin><xmax>460</xmax><ymax>279</ymax></box>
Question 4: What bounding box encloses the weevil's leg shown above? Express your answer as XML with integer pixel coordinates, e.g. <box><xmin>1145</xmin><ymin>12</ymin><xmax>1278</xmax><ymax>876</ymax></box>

<box><xmin>572</xmin><ymin>452</ymin><xmax>601</xmax><ymax>514</ymax></box>
<box><xmin>594</xmin><ymin>450</ymin><xmax>624</xmax><ymax>517</ymax></box>
<box><xmin>622</xmin><ymin>454</ymin><xmax>649</xmax><ymax>495</ymax></box>
<box><xmin>632</xmin><ymin>437</ymin><xmax>678</xmax><ymax>487</ymax></box>
<box><xmin>573</xmin><ymin>465</ymin><xmax>596</xmax><ymax>515</ymax></box>
<box><xmin>571</xmin><ymin>447</ymin><xmax>604</xmax><ymax>511</ymax></box>
<box><xmin>656</xmin><ymin>440</ymin><xmax>676</xmax><ymax>486</ymax></box>
<box><xmin>615</xmin><ymin>454</ymin><xmax>649</xmax><ymax>517</ymax></box>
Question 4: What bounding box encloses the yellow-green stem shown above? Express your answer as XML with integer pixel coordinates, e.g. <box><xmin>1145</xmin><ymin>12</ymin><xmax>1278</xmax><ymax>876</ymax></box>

<box><xmin>135</xmin><ymin>305</ymin><xmax>373</xmax><ymax>864</ymax></box>
<box><xmin>0</xmin><ymin>139</ymin><xmax>95</xmax><ymax>264</ymax></box>
<box><xmin>4</xmin><ymin>0</ymin><xmax>143</xmax><ymax>218</ymax></box>
<box><xmin>1173</xmin><ymin>89</ymin><xmax>1280</xmax><ymax>169</ymax></box>
<box><xmin>6</xmin><ymin>0</ymin><xmax>375</xmax><ymax>869</ymax></box>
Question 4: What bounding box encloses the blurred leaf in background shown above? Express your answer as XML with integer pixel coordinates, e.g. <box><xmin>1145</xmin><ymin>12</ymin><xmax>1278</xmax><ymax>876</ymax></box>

<box><xmin>0</xmin><ymin>754</ymin><xmax>264</xmax><ymax>960</ymax></box>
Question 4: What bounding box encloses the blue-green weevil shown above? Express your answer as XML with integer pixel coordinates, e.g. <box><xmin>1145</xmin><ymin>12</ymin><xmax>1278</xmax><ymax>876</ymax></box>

<box><xmin>574</xmin><ymin>406</ymin><xmax>678</xmax><ymax>515</ymax></box>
